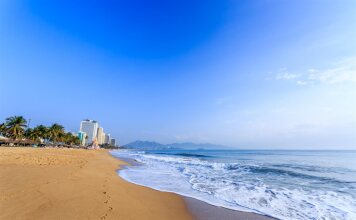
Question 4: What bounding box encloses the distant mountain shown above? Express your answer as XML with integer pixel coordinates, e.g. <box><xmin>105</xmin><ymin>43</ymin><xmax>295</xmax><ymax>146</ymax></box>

<box><xmin>167</xmin><ymin>142</ymin><xmax>226</xmax><ymax>149</ymax></box>
<box><xmin>122</xmin><ymin>140</ymin><xmax>227</xmax><ymax>150</ymax></box>
<box><xmin>122</xmin><ymin>140</ymin><xmax>165</xmax><ymax>149</ymax></box>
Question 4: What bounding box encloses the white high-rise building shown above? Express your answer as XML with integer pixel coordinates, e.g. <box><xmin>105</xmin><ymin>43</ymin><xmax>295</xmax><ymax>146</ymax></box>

<box><xmin>101</xmin><ymin>132</ymin><xmax>106</xmax><ymax>145</ymax></box>
<box><xmin>104</xmin><ymin>134</ymin><xmax>110</xmax><ymax>144</ymax></box>
<box><xmin>110</xmin><ymin>138</ymin><xmax>116</xmax><ymax>146</ymax></box>
<box><xmin>97</xmin><ymin>127</ymin><xmax>105</xmax><ymax>145</ymax></box>
<box><xmin>80</xmin><ymin>119</ymin><xmax>99</xmax><ymax>145</ymax></box>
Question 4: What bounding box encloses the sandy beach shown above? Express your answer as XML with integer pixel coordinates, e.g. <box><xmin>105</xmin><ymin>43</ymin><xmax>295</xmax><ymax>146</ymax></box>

<box><xmin>0</xmin><ymin>147</ymin><xmax>192</xmax><ymax>220</ymax></box>
<box><xmin>0</xmin><ymin>147</ymin><xmax>275</xmax><ymax>220</ymax></box>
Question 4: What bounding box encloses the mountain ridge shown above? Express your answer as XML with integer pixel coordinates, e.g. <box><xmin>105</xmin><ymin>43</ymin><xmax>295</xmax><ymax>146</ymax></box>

<box><xmin>122</xmin><ymin>140</ymin><xmax>228</xmax><ymax>150</ymax></box>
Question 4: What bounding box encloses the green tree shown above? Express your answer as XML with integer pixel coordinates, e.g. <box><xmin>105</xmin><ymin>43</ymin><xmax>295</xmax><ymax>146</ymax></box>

<box><xmin>73</xmin><ymin>136</ymin><xmax>80</xmax><ymax>145</ymax></box>
<box><xmin>34</xmin><ymin>125</ymin><xmax>49</xmax><ymax>142</ymax></box>
<box><xmin>0</xmin><ymin>123</ymin><xmax>6</xmax><ymax>136</ymax></box>
<box><xmin>25</xmin><ymin>128</ymin><xmax>35</xmax><ymax>141</ymax></box>
<box><xmin>48</xmin><ymin>123</ymin><xmax>65</xmax><ymax>143</ymax></box>
<box><xmin>63</xmin><ymin>132</ymin><xmax>71</xmax><ymax>144</ymax></box>
<box><xmin>4</xmin><ymin>116</ymin><xmax>27</xmax><ymax>139</ymax></box>
<box><xmin>25</xmin><ymin>127</ymin><xmax>44</xmax><ymax>143</ymax></box>
<box><xmin>62</xmin><ymin>132</ymin><xmax>80</xmax><ymax>145</ymax></box>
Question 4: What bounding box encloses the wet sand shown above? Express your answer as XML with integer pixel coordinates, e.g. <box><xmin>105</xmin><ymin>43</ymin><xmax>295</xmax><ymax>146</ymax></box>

<box><xmin>185</xmin><ymin>197</ymin><xmax>275</xmax><ymax>220</ymax></box>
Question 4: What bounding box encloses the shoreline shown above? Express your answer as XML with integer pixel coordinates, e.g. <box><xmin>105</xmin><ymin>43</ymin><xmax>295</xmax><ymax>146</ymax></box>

<box><xmin>111</xmin><ymin>151</ymin><xmax>275</xmax><ymax>220</ymax></box>
<box><xmin>185</xmin><ymin>197</ymin><xmax>275</xmax><ymax>220</ymax></box>
<box><xmin>1</xmin><ymin>147</ymin><xmax>275</xmax><ymax>220</ymax></box>
<box><xmin>0</xmin><ymin>147</ymin><xmax>192</xmax><ymax>220</ymax></box>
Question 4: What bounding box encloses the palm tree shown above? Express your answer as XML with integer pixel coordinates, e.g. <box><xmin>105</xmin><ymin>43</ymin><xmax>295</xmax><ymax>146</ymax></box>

<box><xmin>0</xmin><ymin>123</ymin><xmax>6</xmax><ymax>136</ymax></box>
<box><xmin>25</xmin><ymin>128</ymin><xmax>41</xmax><ymax>143</ymax></box>
<box><xmin>34</xmin><ymin>125</ymin><xmax>49</xmax><ymax>142</ymax></box>
<box><xmin>62</xmin><ymin>132</ymin><xmax>74</xmax><ymax>145</ymax></box>
<box><xmin>48</xmin><ymin>123</ymin><xmax>65</xmax><ymax>143</ymax></box>
<box><xmin>5</xmin><ymin>116</ymin><xmax>27</xmax><ymax>140</ymax></box>
<box><xmin>73</xmin><ymin>136</ymin><xmax>80</xmax><ymax>145</ymax></box>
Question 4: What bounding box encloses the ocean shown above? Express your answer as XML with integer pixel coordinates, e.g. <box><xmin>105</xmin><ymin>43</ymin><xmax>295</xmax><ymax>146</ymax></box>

<box><xmin>111</xmin><ymin>149</ymin><xmax>356</xmax><ymax>220</ymax></box>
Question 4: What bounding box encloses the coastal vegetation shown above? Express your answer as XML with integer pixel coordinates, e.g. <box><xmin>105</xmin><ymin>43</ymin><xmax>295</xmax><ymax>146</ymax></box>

<box><xmin>0</xmin><ymin>116</ymin><xmax>80</xmax><ymax>146</ymax></box>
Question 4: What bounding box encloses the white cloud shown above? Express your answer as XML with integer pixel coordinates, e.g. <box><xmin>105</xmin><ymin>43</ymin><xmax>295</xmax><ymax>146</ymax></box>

<box><xmin>307</xmin><ymin>68</ymin><xmax>318</xmax><ymax>73</ymax></box>
<box><xmin>296</xmin><ymin>80</ymin><xmax>308</xmax><ymax>86</ymax></box>
<box><xmin>275</xmin><ymin>69</ymin><xmax>298</xmax><ymax>80</ymax></box>
<box><xmin>307</xmin><ymin>57</ymin><xmax>356</xmax><ymax>84</ymax></box>
<box><xmin>274</xmin><ymin>57</ymin><xmax>356</xmax><ymax>85</ymax></box>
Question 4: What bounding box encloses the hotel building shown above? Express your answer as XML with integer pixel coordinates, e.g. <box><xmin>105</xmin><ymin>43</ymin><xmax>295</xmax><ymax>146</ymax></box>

<box><xmin>79</xmin><ymin>119</ymin><xmax>99</xmax><ymax>145</ymax></box>
<box><xmin>104</xmin><ymin>134</ymin><xmax>110</xmax><ymax>144</ymax></box>
<box><xmin>77</xmin><ymin>131</ymin><xmax>87</xmax><ymax>146</ymax></box>
<box><xmin>110</xmin><ymin>138</ymin><xmax>116</xmax><ymax>146</ymax></box>
<box><xmin>97</xmin><ymin>127</ymin><xmax>105</xmax><ymax>145</ymax></box>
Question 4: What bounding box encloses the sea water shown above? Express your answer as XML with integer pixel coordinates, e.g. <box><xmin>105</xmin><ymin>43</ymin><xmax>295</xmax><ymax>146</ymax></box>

<box><xmin>111</xmin><ymin>149</ymin><xmax>356</xmax><ymax>220</ymax></box>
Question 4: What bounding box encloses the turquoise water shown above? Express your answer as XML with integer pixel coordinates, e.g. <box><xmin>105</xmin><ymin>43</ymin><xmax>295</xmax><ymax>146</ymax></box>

<box><xmin>111</xmin><ymin>149</ymin><xmax>356</xmax><ymax>220</ymax></box>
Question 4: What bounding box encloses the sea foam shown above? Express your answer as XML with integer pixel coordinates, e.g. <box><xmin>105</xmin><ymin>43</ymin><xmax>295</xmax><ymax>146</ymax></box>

<box><xmin>111</xmin><ymin>149</ymin><xmax>356</xmax><ymax>220</ymax></box>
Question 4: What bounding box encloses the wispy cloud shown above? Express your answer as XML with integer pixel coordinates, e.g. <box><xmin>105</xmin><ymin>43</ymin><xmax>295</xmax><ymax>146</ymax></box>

<box><xmin>296</xmin><ymin>80</ymin><xmax>308</xmax><ymax>86</ymax></box>
<box><xmin>274</xmin><ymin>57</ymin><xmax>356</xmax><ymax>86</ymax></box>
<box><xmin>307</xmin><ymin>57</ymin><xmax>356</xmax><ymax>84</ymax></box>
<box><xmin>275</xmin><ymin>68</ymin><xmax>299</xmax><ymax>80</ymax></box>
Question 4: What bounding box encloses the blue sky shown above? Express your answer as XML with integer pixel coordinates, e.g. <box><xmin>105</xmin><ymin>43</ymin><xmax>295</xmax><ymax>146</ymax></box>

<box><xmin>1</xmin><ymin>0</ymin><xmax>355</xmax><ymax>149</ymax></box>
